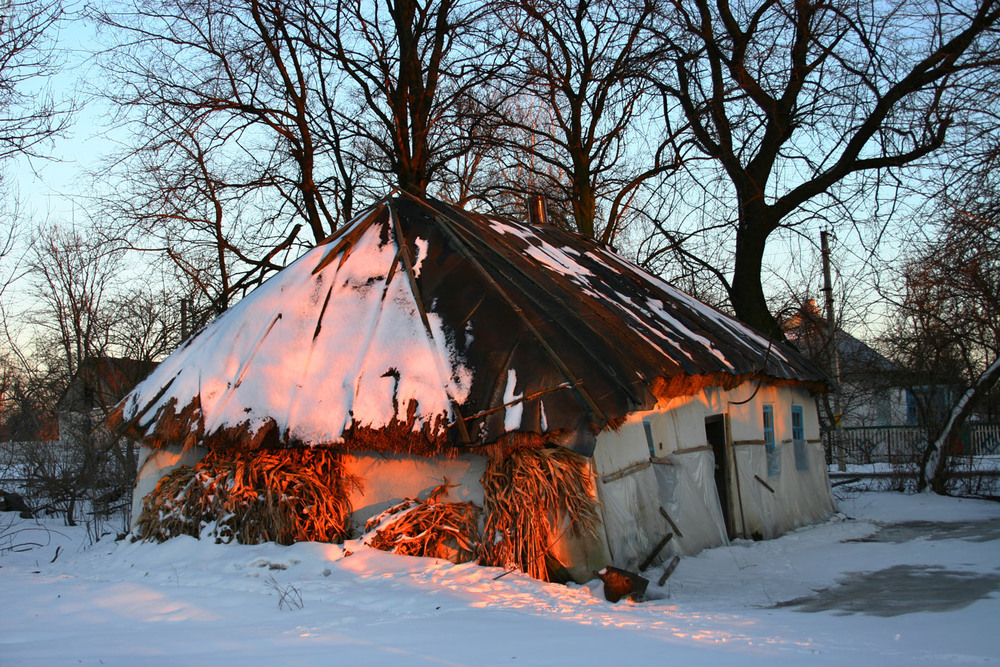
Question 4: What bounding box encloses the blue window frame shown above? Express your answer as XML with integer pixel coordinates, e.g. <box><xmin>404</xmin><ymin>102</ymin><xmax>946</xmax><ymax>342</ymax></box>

<box><xmin>764</xmin><ymin>405</ymin><xmax>779</xmax><ymax>476</ymax></box>
<box><xmin>642</xmin><ymin>419</ymin><xmax>656</xmax><ymax>458</ymax></box>
<box><xmin>763</xmin><ymin>406</ymin><xmax>775</xmax><ymax>452</ymax></box>
<box><xmin>906</xmin><ymin>390</ymin><xmax>919</xmax><ymax>424</ymax></box>
<box><xmin>791</xmin><ymin>405</ymin><xmax>808</xmax><ymax>471</ymax></box>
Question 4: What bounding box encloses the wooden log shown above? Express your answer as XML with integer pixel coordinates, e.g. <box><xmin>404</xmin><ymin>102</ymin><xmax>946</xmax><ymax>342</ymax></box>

<box><xmin>599</xmin><ymin>459</ymin><xmax>651</xmax><ymax>484</ymax></box>
<box><xmin>754</xmin><ymin>475</ymin><xmax>776</xmax><ymax>494</ymax></box>
<box><xmin>639</xmin><ymin>532</ymin><xmax>673</xmax><ymax>571</ymax></box>
<box><xmin>659</xmin><ymin>506</ymin><xmax>684</xmax><ymax>538</ymax></box>
<box><xmin>658</xmin><ymin>556</ymin><xmax>681</xmax><ymax>586</ymax></box>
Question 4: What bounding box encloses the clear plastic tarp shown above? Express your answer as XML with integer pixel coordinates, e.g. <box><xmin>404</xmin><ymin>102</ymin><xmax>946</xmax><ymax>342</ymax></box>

<box><xmin>732</xmin><ymin>441</ymin><xmax>835</xmax><ymax>539</ymax></box>
<box><xmin>596</xmin><ymin>448</ymin><xmax>731</xmax><ymax>570</ymax></box>
<box><xmin>652</xmin><ymin>451</ymin><xmax>729</xmax><ymax>556</ymax></box>
<box><xmin>596</xmin><ymin>465</ymin><xmax>662</xmax><ymax>570</ymax></box>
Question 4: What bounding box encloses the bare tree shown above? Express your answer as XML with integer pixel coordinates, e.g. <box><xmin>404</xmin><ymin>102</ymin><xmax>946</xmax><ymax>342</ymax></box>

<box><xmin>486</xmin><ymin>0</ymin><xmax>684</xmax><ymax>243</ymax></box>
<box><xmin>92</xmin><ymin>0</ymin><xmax>503</xmax><ymax>306</ymax></box>
<box><xmin>885</xmin><ymin>195</ymin><xmax>1000</xmax><ymax>492</ymax></box>
<box><xmin>96</xmin><ymin>114</ymin><xmax>292</xmax><ymax>316</ymax></box>
<box><xmin>319</xmin><ymin>0</ymin><xmax>502</xmax><ymax>198</ymax></box>
<box><xmin>26</xmin><ymin>226</ymin><xmax>120</xmax><ymax>383</ymax></box>
<box><xmin>6</xmin><ymin>227</ymin><xmax>184</xmax><ymax>526</ymax></box>
<box><xmin>0</xmin><ymin>0</ymin><xmax>72</xmax><ymax>305</ymax></box>
<box><xmin>91</xmin><ymin>0</ymin><xmax>364</xmax><ymax>307</ymax></box>
<box><xmin>653</xmin><ymin>0</ymin><xmax>1000</xmax><ymax>336</ymax></box>
<box><xmin>0</xmin><ymin>0</ymin><xmax>71</xmax><ymax>169</ymax></box>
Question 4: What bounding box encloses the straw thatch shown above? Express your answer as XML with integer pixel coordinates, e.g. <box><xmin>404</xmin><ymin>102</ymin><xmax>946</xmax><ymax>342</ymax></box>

<box><xmin>479</xmin><ymin>447</ymin><xmax>600</xmax><ymax>581</ymax></box>
<box><xmin>364</xmin><ymin>484</ymin><xmax>481</xmax><ymax>563</ymax></box>
<box><xmin>134</xmin><ymin>448</ymin><xmax>358</xmax><ymax>545</ymax></box>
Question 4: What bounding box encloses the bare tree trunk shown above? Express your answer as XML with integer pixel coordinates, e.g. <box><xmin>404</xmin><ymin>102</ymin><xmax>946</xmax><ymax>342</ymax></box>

<box><xmin>730</xmin><ymin>209</ymin><xmax>780</xmax><ymax>337</ymax></box>
<box><xmin>920</xmin><ymin>355</ymin><xmax>1000</xmax><ymax>494</ymax></box>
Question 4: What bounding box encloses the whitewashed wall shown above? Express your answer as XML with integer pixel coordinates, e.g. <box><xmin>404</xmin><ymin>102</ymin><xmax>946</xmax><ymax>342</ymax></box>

<box><xmin>341</xmin><ymin>452</ymin><xmax>487</xmax><ymax>525</ymax></box>
<box><xmin>593</xmin><ymin>381</ymin><xmax>835</xmax><ymax>568</ymax></box>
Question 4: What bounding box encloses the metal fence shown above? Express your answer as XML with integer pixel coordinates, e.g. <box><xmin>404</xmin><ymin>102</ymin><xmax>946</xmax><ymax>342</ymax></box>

<box><xmin>824</xmin><ymin>422</ymin><xmax>1000</xmax><ymax>465</ymax></box>
<box><xmin>969</xmin><ymin>423</ymin><xmax>1000</xmax><ymax>456</ymax></box>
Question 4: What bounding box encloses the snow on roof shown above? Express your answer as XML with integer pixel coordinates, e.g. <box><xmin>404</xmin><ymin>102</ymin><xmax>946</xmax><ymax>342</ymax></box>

<box><xmin>113</xmin><ymin>195</ymin><xmax>826</xmax><ymax>456</ymax></box>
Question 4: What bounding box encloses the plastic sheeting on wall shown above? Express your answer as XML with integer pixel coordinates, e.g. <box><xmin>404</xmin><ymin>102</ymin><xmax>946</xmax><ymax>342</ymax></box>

<box><xmin>595</xmin><ymin>464</ymin><xmax>663</xmax><ymax>570</ymax></box>
<box><xmin>732</xmin><ymin>441</ymin><xmax>835</xmax><ymax>540</ymax></box>
<box><xmin>652</xmin><ymin>451</ymin><xmax>729</xmax><ymax>556</ymax></box>
<box><xmin>596</xmin><ymin>448</ymin><xmax>731</xmax><ymax>569</ymax></box>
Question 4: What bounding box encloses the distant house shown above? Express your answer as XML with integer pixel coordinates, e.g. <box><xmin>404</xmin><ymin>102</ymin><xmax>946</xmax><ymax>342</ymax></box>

<box><xmin>57</xmin><ymin>357</ymin><xmax>157</xmax><ymax>445</ymax></box>
<box><xmin>784</xmin><ymin>301</ymin><xmax>958</xmax><ymax>428</ymax></box>
<box><xmin>784</xmin><ymin>301</ymin><xmax>908</xmax><ymax>428</ymax></box>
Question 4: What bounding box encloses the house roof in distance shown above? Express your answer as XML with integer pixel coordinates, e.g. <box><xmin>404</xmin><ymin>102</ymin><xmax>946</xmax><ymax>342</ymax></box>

<box><xmin>111</xmin><ymin>194</ymin><xmax>826</xmax><ymax>456</ymax></box>
<box><xmin>784</xmin><ymin>300</ymin><xmax>900</xmax><ymax>379</ymax></box>
<box><xmin>58</xmin><ymin>356</ymin><xmax>158</xmax><ymax>414</ymax></box>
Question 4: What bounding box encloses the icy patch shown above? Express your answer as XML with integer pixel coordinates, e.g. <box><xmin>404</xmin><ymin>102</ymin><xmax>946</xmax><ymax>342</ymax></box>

<box><xmin>776</xmin><ymin>565</ymin><xmax>1000</xmax><ymax>616</ymax></box>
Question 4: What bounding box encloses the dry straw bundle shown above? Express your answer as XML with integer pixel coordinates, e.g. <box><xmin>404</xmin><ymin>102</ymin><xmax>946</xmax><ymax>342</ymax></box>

<box><xmin>480</xmin><ymin>447</ymin><xmax>600</xmax><ymax>581</ymax></box>
<box><xmin>364</xmin><ymin>484</ymin><xmax>481</xmax><ymax>563</ymax></box>
<box><xmin>135</xmin><ymin>448</ymin><xmax>358</xmax><ymax>545</ymax></box>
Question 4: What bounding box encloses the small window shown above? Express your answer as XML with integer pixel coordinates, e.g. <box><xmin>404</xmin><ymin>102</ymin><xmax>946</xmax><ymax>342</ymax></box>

<box><xmin>792</xmin><ymin>405</ymin><xmax>808</xmax><ymax>471</ymax></box>
<box><xmin>642</xmin><ymin>419</ymin><xmax>656</xmax><ymax>458</ymax></box>
<box><xmin>906</xmin><ymin>390</ymin><xmax>919</xmax><ymax>424</ymax></box>
<box><xmin>763</xmin><ymin>405</ymin><xmax>779</xmax><ymax>476</ymax></box>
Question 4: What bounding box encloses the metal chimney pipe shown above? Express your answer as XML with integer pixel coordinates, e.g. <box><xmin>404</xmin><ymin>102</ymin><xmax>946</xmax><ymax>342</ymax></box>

<box><xmin>527</xmin><ymin>195</ymin><xmax>549</xmax><ymax>226</ymax></box>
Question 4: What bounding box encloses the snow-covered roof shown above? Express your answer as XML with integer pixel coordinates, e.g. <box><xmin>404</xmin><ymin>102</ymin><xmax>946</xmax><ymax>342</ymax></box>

<box><xmin>111</xmin><ymin>195</ymin><xmax>826</xmax><ymax>456</ymax></box>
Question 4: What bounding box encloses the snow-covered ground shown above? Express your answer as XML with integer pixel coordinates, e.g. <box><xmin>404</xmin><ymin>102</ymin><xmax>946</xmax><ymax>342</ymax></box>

<box><xmin>2</xmin><ymin>490</ymin><xmax>999</xmax><ymax>665</ymax></box>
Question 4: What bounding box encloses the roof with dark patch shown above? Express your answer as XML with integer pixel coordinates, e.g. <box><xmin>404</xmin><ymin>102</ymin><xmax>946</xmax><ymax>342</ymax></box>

<box><xmin>111</xmin><ymin>195</ymin><xmax>826</xmax><ymax>456</ymax></box>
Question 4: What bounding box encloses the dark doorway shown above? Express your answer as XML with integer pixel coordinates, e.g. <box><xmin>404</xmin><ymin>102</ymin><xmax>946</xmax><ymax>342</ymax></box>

<box><xmin>705</xmin><ymin>414</ymin><xmax>733</xmax><ymax>538</ymax></box>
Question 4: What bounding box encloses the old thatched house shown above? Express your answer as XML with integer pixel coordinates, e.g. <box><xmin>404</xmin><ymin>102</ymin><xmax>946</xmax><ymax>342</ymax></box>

<box><xmin>111</xmin><ymin>194</ymin><xmax>835</xmax><ymax>582</ymax></box>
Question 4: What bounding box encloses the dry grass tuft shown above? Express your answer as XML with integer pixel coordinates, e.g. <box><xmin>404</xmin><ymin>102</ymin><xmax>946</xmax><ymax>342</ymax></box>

<box><xmin>364</xmin><ymin>484</ymin><xmax>480</xmax><ymax>563</ymax></box>
<box><xmin>135</xmin><ymin>448</ymin><xmax>358</xmax><ymax>545</ymax></box>
<box><xmin>480</xmin><ymin>447</ymin><xmax>599</xmax><ymax>581</ymax></box>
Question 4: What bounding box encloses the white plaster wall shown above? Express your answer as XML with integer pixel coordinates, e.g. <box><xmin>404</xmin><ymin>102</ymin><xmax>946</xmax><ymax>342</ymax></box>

<box><xmin>130</xmin><ymin>445</ymin><xmax>208</xmax><ymax>525</ymax></box>
<box><xmin>341</xmin><ymin>452</ymin><xmax>487</xmax><ymax>527</ymax></box>
<box><xmin>593</xmin><ymin>420</ymin><xmax>650</xmax><ymax>471</ymax></box>
<box><xmin>594</xmin><ymin>381</ymin><xmax>834</xmax><ymax>557</ymax></box>
<box><xmin>648</xmin><ymin>403</ymin><xmax>706</xmax><ymax>453</ymax></box>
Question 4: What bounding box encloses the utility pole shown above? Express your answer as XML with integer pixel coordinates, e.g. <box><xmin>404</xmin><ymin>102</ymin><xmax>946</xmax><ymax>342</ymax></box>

<box><xmin>821</xmin><ymin>230</ymin><xmax>845</xmax><ymax>469</ymax></box>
